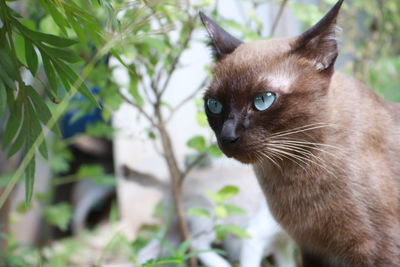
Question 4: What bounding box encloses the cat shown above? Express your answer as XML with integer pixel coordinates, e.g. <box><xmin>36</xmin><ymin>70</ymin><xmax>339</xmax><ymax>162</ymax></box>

<box><xmin>200</xmin><ymin>0</ymin><xmax>400</xmax><ymax>266</ymax></box>
<box><xmin>122</xmin><ymin>162</ymin><xmax>295</xmax><ymax>267</ymax></box>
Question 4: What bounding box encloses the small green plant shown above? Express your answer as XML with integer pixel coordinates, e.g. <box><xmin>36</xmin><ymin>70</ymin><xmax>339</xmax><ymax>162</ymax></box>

<box><xmin>189</xmin><ymin>185</ymin><xmax>250</xmax><ymax>244</ymax></box>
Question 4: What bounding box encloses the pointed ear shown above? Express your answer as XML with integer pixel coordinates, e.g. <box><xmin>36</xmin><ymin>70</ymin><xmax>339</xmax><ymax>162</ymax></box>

<box><xmin>291</xmin><ymin>0</ymin><xmax>344</xmax><ymax>72</ymax></box>
<box><xmin>199</xmin><ymin>12</ymin><xmax>243</xmax><ymax>60</ymax></box>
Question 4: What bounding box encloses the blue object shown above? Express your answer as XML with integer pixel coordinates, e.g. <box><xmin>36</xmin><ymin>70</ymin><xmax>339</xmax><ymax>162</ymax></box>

<box><xmin>60</xmin><ymin>87</ymin><xmax>103</xmax><ymax>139</ymax></box>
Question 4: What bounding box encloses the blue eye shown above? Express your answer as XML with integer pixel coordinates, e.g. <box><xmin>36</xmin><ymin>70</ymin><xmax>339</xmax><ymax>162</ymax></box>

<box><xmin>207</xmin><ymin>98</ymin><xmax>223</xmax><ymax>114</ymax></box>
<box><xmin>254</xmin><ymin>92</ymin><xmax>276</xmax><ymax>111</ymax></box>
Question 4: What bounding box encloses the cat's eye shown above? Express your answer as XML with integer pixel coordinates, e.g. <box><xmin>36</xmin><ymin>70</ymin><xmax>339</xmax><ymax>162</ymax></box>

<box><xmin>254</xmin><ymin>92</ymin><xmax>276</xmax><ymax>111</ymax></box>
<box><xmin>207</xmin><ymin>98</ymin><xmax>223</xmax><ymax>114</ymax></box>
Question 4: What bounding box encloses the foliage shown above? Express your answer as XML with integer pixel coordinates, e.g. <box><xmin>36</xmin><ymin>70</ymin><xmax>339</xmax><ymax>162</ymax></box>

<box><xmin>0</xmin><ymin>0</ymin><xmax>101</xmax><ymax>206</ymax></box>
<box><xmin>291</xmin><ymin>0</ymin><xmax>400</xmax><ymax>102</ymax></box>
<box><xmin>189</xmin><ymin>185</ymin><xmax>250</xmax><ymax>244</ymax></box>
<box><xmin>0</xmin><ymin>0</ymin><xmax>398</xmax><ymax>266</ymax></box>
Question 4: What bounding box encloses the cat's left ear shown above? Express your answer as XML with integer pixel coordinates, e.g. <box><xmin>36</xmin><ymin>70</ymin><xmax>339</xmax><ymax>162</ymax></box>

<box><xmin>291</xmin><ymin>0</ymin><xmax>344</xmax><ymax>72</ymax></box>
<box><xmin>199</xmin><ymin>12</ymin><xmax>243</xmax><ymax>60</ymax></box>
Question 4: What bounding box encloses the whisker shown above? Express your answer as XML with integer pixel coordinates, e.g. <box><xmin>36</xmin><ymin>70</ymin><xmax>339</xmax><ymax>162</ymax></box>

<box><xmin>268</xmin><ymin>143</ymin><xmax>332</xmax><ymax>171</ymax></box>
<box><xmin>259</xmin><ymin>151</ymin><xmax>282</xmax><ymax>171</ymax></box>
<box><xmin>270</xmin><ymin>139</ymin><xmax>345</xmax><ymax>155</ymax></box>
<box><xmin>268</xmin><ymin>140</ymin><xmax>342</xmax><ymax>160</ymax></box>
<box><xmin>268</xmin><ymin>146</ymin><xmax>338</xmax><ymax>179</ymax></box>
<box><xmin>270</xmin><ymin>122</ymin><xmax>333</xmax><ymax>137</ymax></box>
<box><xmin>267</xmin><ymin>147</ymin><xmax>311</xmax><ymax>175</ymax></box>
<box><xmin>271</xmin><ymin>124</ymin><xmax>333</xmax><ymax>138</ymax></box>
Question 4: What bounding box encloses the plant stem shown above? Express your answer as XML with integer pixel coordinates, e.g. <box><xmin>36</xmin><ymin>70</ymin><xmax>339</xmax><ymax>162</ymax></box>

<box><xmin>269</xmin><ymin>0</ymin><xmax>289</xmax><ymax>37</ymax></box>
<box><xmin>154</xmin><ymin>104</ymin><xmax>197</xmax><ymax>266</ymax></box>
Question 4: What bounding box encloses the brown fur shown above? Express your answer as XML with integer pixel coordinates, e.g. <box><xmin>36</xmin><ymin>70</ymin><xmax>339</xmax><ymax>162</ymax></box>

<box><xmin>201</xmin><ymin>1</ymin><xmax>400</xmax><ymax>266</ymax></box>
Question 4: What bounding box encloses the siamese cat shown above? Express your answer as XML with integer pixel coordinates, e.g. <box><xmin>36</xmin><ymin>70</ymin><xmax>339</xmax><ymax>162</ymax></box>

<box><xmin>123</xmin><ymin>163</ymin><xmax>295</xmax><ymax>267</ymax></box>
<box><xmin>201</xmin><ymin>0</ymin><xmax>400</xmax><ymax>266</ymax></box>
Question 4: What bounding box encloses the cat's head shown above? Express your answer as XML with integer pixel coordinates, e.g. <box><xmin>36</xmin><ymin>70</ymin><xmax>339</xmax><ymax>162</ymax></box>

<box><xmin>201</xmin><ymin>0</ymin><xmax>343</xmax><ymax>164</ymax></box>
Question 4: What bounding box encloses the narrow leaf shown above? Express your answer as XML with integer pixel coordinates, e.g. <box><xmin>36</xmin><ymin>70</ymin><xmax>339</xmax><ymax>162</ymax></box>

<box><xmin>54</xmin><ymin>60</ymin><xmax>98</xmax><ymax>106</ymax></box>
<box><xmin>26</xmin><ymin>86</ymin><xmax>51</xmax><ymax>126</ymax></box>
<box><xmin>24</xmin><ymin>37</ymin><xmax>38</xmax><ymax>75</ymax></box>
<box><xmin>45</xmin><ymin>46</ymin><xmax>82</xmax><ymax>63</ymax></box>
<box><xmin>188</xmin><ymin>207</ymin><xmax>211</xmax><ymax>218</ymax></box>
<box><xmin>0</xmin><ymin>67</ymin><xmax>16</xmax><ymax>90</ymax></box>
<box><xmin>7</xmin><ymin>126</ymin><xmax>25</xmax><ymax>157</ymax></box>
<box><xmin>69</xmin><ymin>17</ymin><xmax>87</xmax><ymax>45</ymax></box>
<box><xmin>0</xmin><ymin>80</ymin><xmax>6</xmax><ymax>116</ymax></box>
<box><xmin>38</xmin><ymin>138</ymin><xmax>48</xmax><ymax>160</ymax></box>
<box><xmin>3</xmin><ymin>104</ymin><xmax>22</xmax><ymax>148</ymax></box>
<box><xmin>25</xmin><ymin>158</ymin><xmax>36</xmax><ymax>207</ymax></box>
<box><xmin>41</xmin><ymin>53</ymin><xmax>58</xmax><ymax>94</ymax></box>
<box><xmin>0</xmin><ymin>49</ymin><xmax>19</xmax><ymax>80</ymax></box>
<box><xmin>223</xmin><ymin>204</ymin><xmax>246</xmax><ymax>215</ymax></box>
<box><xmin>26</xmin><ymin>97</ymin><xmax>48</xmax><ymax>160</ymax></box>
<box><xmin>19</xmin><ymin>23</ymin><xmax>77</xmax><ymax>47</ymax></box>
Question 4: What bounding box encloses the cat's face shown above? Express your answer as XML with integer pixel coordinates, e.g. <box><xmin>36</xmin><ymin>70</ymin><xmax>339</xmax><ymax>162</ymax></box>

<box><xmin>201</xmin><ymin>0</ymin><xmax>343</xmax><ymax>164</ymax></box>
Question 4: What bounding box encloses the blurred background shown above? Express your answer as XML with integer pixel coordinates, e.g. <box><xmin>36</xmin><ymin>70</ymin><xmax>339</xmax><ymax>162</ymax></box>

<box><xmin>0</xmin><ymin>0</ymin><xmax>399</xmax><ymax>266</ymax></box>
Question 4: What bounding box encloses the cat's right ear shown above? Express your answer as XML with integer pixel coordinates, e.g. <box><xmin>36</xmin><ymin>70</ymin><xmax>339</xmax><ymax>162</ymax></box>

<box><xmin>199</xmin><ymin>12</ymin><xmax>243</xmax><ymax>60</ymax></box>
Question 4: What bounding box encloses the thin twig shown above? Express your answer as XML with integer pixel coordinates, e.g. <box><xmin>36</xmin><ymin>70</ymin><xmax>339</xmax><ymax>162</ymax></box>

<box><xmin>166</xmin><ymin>77</ymin><xmax>208</xmax><ymax>123</ymax></box>
<box><xmin>180</xmin><ymin>152</ymin><xmax>208</xmax><ymax>183</ymax></box>
<box><xmin>158</xmin><ymin>17</ymin><xmax>196</xmax><ymax>98</ymax></box>
<box><xmin>118</xmin><ymin>90</ymin><xmax>158</xmax><ymax>128</ymax></box>
<box><xmin>269</xmin><ymin>0</ymin><xmax>289</xmax><ymax>37</ymax></box>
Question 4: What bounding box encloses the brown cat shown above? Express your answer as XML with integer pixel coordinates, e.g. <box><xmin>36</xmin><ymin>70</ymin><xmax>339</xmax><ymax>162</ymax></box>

<box><xmin>200</xmin><ymin>0</ymin><xmax>400</xmax><ymax>266</ymax></box>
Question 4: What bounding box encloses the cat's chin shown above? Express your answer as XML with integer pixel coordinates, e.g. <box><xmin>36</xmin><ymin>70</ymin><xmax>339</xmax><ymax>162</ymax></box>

<box><xmin>223</xmin><ymin>150</ymin><xmax>258</xmax><ymax>165</ymax></box>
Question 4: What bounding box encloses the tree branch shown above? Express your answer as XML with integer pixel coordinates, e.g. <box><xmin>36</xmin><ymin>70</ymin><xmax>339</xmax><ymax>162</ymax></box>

<box><xmin>166</xmin><ymin>77</ymin><xmax>208</xmax><ymax>123</ymax></box>
<box><xmin>180</xmin><ymin>152</ymin><xmax>208</xmax><ymax>184</ymax></box>
<box><xmin>158</xmin><ymin>17</ymin><xmax>196</xmax><ymax>99</ymax></box>
<box><xmin>269</xmin><ymin>0</ymin><xmax>289</xmax><ymax>37</ymax></box>
<box><xmin>118</xmin><ymin>89</ymin><xmax>157</xmax><ymax>128</ymax></box>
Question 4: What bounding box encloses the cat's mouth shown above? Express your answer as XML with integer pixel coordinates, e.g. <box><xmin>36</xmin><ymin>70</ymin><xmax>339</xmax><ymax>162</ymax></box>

<box><xmin>219</xmin><ymin>144</ymin><xmax>259</xmax><ymax>164</ymax></box>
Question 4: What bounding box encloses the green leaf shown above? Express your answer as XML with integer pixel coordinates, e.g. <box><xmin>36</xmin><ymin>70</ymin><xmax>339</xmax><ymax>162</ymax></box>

<box><xmin>53</xmin><ymin>60</ymin><xmax>98</xmax><ymax>106</ymax></box>
<box><xmin>25</xmin><ymin>93</ymin><xmax>51</xmax><ymax>159</ymax></box>
<box><xmin>24</xmin><ymin>37</ymin><xmax>38</xmax><ymax>75</ymax></box>
<box><xmin>25</xmin><ymin>158</ymin><xmax>35</xmax><ymax>207</ymax></box>
<box><xmin>45</xmin><ymin>46</ymin><xmax>82</xmax><ymax>63</ymax></box>
<box><xmin>196</xmin><ymin>111</ymin><xmax>208</xmax><ymax>127</ymax></box>
<box><xmin>37</xmin><ymin>0</ymin><xmax>68</xmax><ymax>34</ymax></box>
<box><xmin>129</xmin><ymin>74</ymin><xmax>144</xmax><ymax>107</ymax></box>
<box><xmin>223</xmin><ymin>204</ymin><xmax>246</xmax><ymax>216</ymax></box>
<box><xmin>187</xmin><ymin>135</ymin><xmax>206</xmax><ymax>152</ymax></box>
<box><xmin>43</xmin><ymin>202</ymin><xmax>72</xmax><ymax>231</ymax></box>
<box><xmin>16</xmin><ymin>20</ymin><xmax>77</xmax><ymax>47</ymax></box>
<box><xmin>0</xmin><ymin>64</ymin><xmax>16</xmax><ymax>90</ymax></box>
<box><xmin>213</xmin><ymin>224</ymin><xmax>251</xmax><ymax>242</ymax></box>
<box><xmin>69</xmin><ymin>16</ymin><xmax>87</xmax><ymax>44</ymax></box>
<box><xmin>142</xmin><ymin>257</ymin><xmax>183</xmax><ymax>266</ymax></box>
<box><xmin>3</xmin><ymin>103</ymin><xmax>23</xmax><ymax>148</ymax></box>
<box><xmin>26</xmin><ymin>86</ymin><xmax>51</xmax><ymax>126</ymax></box>
<box><xmin>188</xmin><ymin>207</ymin><xmax>211</xmax><ymax>218</ymax></box>
<box><xmin>207</xmin><ymin>185</ymin><xmax>240</xmax><ymax>203</ymax></box>
<box><xmin>177</xmin><ymin>239</ymin><xmax>191</xmax><ymax>257</ymax></box>
<box><xmin>41</xmin><ymin>53</ymin><xmax>59</xmax><ymax>94</ymax></box>
<box><xmin>0</xmin><ymin>80</ymin><xmax>6</xmax><ymax>116</ymax></box>
<box><xmin>77</xmin><ymin>164</ymin><xmax>103</xmax><ymax>177</ymax></box>
<box><xmin>215</xmin><ymin>205</ymin><xmax>228</xmax><ymax>218</ymax></box>
<box><xmin>38</xmin><ymin>139</ymin><xmax>48</xmax><ymax>160</ymax></box>
<box><xmin>208</xmin><ymin>144</ymin><xmax>223</xmax><ymax>158</ymax></box>
<box><xmin>14</xmin><ymin>34</ymin><xmax>27</xmax><ymax>66</ymax></box>
<box><xmin>218</xmin><ymin>185</ymin><xmax>239</xmax><ymax>200</ymax></box>
<box><xmin>7</xmin><ymin>125</ymin><xmax>25</xmax><ymax>157</ymax></box>
<box><xmin>85</xmin><ymin>121</ymin><xmax>113</xmax><ymax>139</ymax></box>
<box><xmin>0</xmin><ymin>49</ymin><xmax>19</xmax><ymax>80</ymax></box>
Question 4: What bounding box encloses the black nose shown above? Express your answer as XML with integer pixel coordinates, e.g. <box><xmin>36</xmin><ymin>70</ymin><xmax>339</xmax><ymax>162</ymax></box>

<box><xmin>221</xmin><ymin>134</ymin><xmax>239</xmax><ymax>145</ymax></box>
<box><xmin>220</xmin><ymin>120</ymin><xmax>240</xmax><ymax>145</ymax></box>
